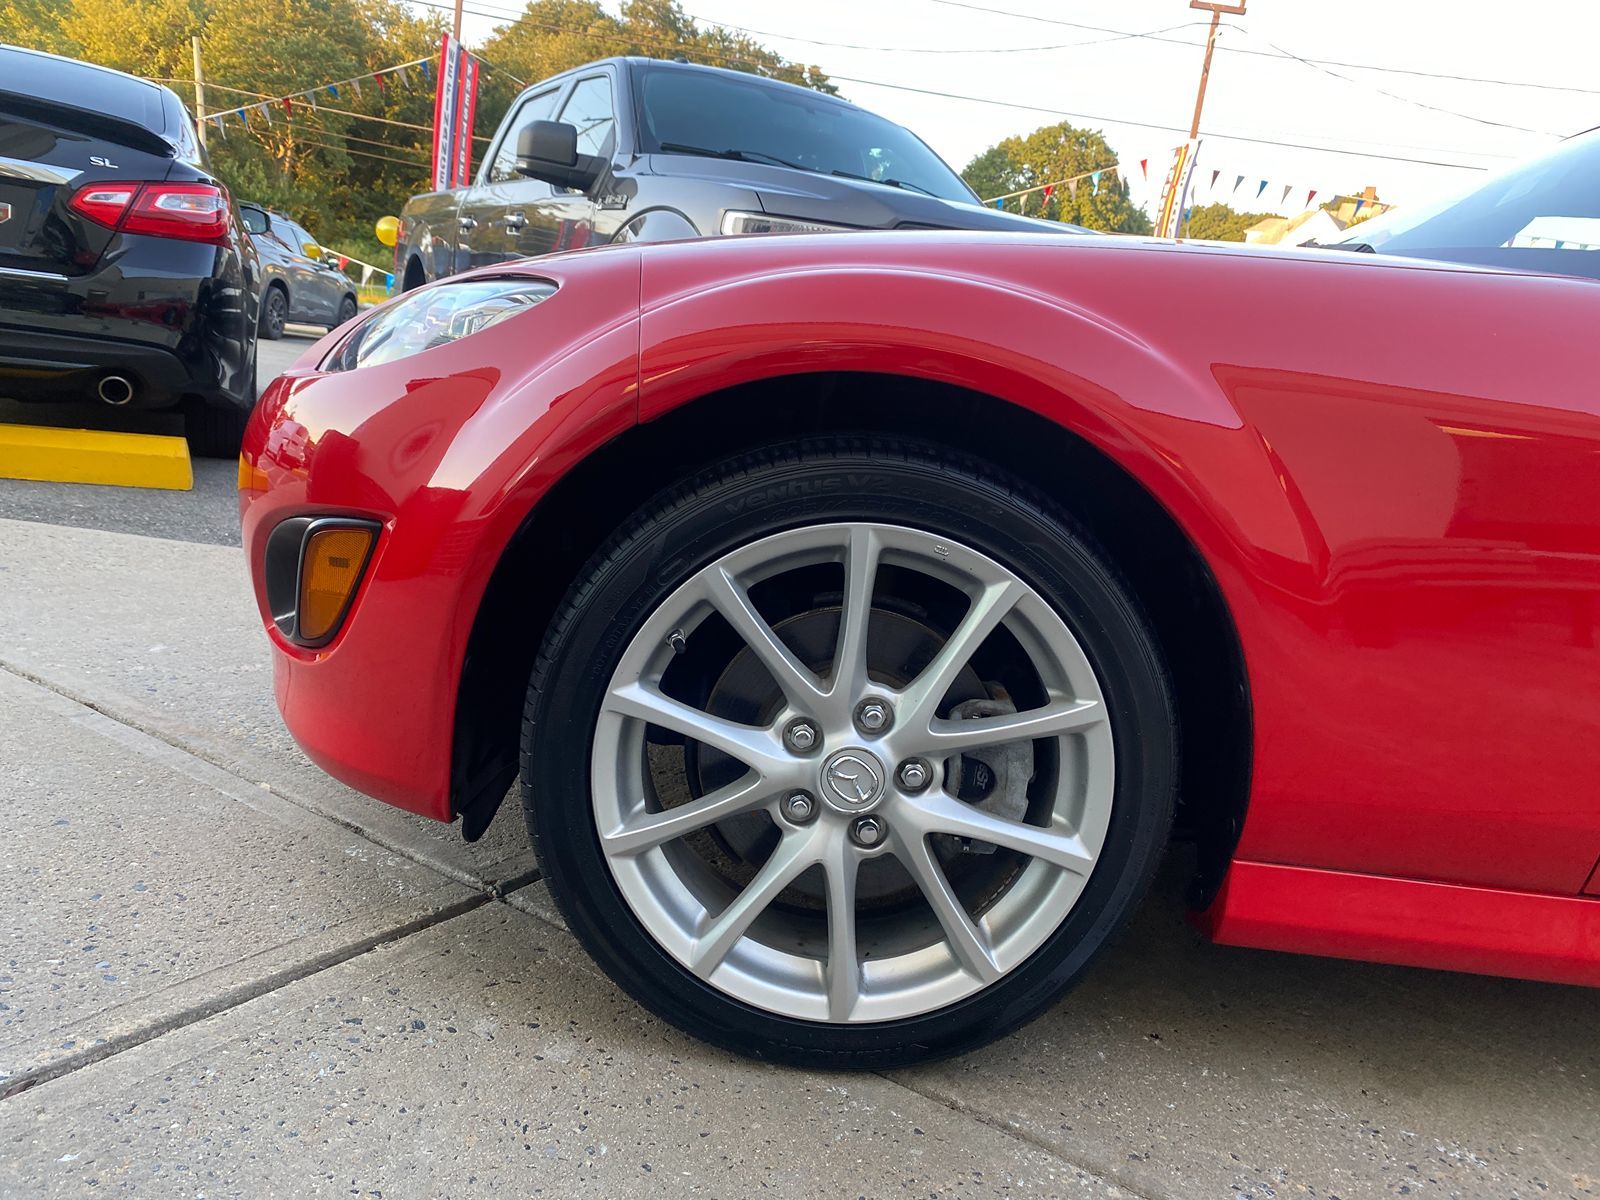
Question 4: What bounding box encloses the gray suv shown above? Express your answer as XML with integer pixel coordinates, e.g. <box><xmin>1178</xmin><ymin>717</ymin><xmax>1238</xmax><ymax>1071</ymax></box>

<box><xmin>392</xmin><ymin>57</ymin><xmax>1078</xmax><ymax>289</ymax></box>
<box><xmin>239</xmin><ymin>204</ymin><xmax>358</xmax><ymax>338</ymax></box>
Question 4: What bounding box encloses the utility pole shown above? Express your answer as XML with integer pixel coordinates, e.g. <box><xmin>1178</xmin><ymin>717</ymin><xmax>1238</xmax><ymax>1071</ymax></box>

<box><xmin>1187</xmin><ymin>0</ymin><xmax>1245</xmax><ymax>140</ymax></box>
<box><xmin>191</xmin><ymin>34</ymin><xmax>207</xmax><ymax>149</ymax></box>
<box><xmin>451</xmin><ymin>0</ymin><xmax>464</xmax><ymax>40</ymax></box>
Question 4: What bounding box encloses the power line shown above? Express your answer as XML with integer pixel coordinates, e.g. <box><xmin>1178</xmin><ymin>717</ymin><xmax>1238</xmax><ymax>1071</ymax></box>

<box><xmin>152</xmin><ymin>76</ymin><xmax>493</xmax><ymax>142</ymax></box>
<box><xmin>920</xmin><ymin>0</ymin><xmax>1600</xmax><ymax>95</ymax></box>
<box><xmin>821</xmin><ymin>72</ymin><xmax>1496</xmax><ymax>169</ymax></box>
<box><xmin>423</xmin><ymin>0</ymin><xmax>1501</xmax><ymax>169</ymax></box>
<box><xmin>236</xmin><ymin>125</ymin><xmax>430</xmax><ymax>169</ymax></box>
<box><xmin>684</xmin><ymin>13</ymin><xmax>1215</xmax><ymax>55</ymax></box>
<box><xmin>1231</xmin><ymin>25</ymin><xmax>1558</xmax><ymax>136</ymax></box>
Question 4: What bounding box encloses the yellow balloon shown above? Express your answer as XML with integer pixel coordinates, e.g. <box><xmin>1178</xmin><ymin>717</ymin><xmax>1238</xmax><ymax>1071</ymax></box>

<box><xmin>374</xmin><ymin>215</ymin><xmax>400</xmax><ymax>248</ymax></box>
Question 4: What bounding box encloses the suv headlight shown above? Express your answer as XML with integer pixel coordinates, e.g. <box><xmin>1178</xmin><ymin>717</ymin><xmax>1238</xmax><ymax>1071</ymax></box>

<box><xmin>326</xmin><ymin>278</ymin><xmax>557</xmax><ymax>371</ymax></box>
<box><xmin>720</xmin><ymin>211</ymin><xmax>852</xmax><ymax>236</ymax></box>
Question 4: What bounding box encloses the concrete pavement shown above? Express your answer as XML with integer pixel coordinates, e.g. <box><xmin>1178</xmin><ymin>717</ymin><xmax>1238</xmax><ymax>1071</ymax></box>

<box><xmin>0</xmin><ymin>507</ymin><xmax>1597</xmax><ymax>1198</ymax></box>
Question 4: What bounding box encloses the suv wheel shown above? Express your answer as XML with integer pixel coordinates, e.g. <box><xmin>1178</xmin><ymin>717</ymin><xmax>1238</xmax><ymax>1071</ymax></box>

<box><xmin>259</xmin><ymin>286</ymin><xmax>287</xmax><ymax>340</ymax></box>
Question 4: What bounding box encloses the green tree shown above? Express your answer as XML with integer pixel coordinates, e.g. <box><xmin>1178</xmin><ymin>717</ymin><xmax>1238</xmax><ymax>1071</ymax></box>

<box><xmin>0</xmin><ymin>0</ymin><xmax>78</xmax><ymax>53</ymax></box>
<box><xmin>477</xmin><ymin>0</ymin><xmax>832</xmax><ymax>117</ymax></box>
<box><xmin>962</xmin><ymin>122</ymin><xmax>1151</xmax><ymax>234</ymax></box>
<box><xmin>1182</xmin><ymin>202</ymin><xmax>1271</xmax><ymax>242</ymax></box>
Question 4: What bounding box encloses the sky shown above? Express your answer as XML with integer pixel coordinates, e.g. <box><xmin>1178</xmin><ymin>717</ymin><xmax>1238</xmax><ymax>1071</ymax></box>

<box><xmin>449</xmin><ymin>0</ymin><xmax>1600</xmax><ymax>218</ymax></box>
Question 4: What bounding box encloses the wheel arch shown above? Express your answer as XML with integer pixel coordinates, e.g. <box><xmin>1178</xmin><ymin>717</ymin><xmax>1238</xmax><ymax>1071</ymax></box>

<box><xmin>452</xmin><ymin>371</ymin><xmax>1252</xmax><ymax>895</ymax></box>
<box><xmin>403</xmin><ymin>255</ymin><xmax>427</xmax><ymax>291</ymax></box>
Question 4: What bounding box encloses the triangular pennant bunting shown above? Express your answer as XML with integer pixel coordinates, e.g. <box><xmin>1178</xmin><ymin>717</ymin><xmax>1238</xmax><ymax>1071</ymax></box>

<box><xmin>1233</xmin><ymin>175</ymin><xmax>1244</xmax><ymax>194</ymax></box>
<box><xmin>1255</xmin><ymin>180</ymin><xmax>1268</xmax><ymax>199</ymax></box>
<box><xmin>1280</xmin><ymin>184</ymin><xmax>1293</xmax><ymax>207</ymax></box>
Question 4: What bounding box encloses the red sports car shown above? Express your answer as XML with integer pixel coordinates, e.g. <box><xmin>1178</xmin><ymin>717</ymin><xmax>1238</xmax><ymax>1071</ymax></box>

<box><xmin>240</xmin><ymin>229</ymin><xmax>1600</xmax><ymax>1066</ymax></box>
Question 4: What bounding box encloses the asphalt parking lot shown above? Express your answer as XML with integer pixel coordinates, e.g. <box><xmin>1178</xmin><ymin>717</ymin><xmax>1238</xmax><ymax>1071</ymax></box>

<box><xmin>0</xmin><ymin>349</ymin><xmax>1596</xmax><ymax>1197</ymax></box>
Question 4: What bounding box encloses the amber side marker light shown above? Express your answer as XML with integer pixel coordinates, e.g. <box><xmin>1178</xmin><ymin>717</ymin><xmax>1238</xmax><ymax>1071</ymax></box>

<box><xmin>297</xmin><ymin>526</ymin><xmax>377</xmax><ymax>644</ymax></box>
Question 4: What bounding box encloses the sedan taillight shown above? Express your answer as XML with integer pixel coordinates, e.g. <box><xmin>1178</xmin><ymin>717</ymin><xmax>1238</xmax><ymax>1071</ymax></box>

<box><xmin>69</xmin><ymin>181</ymin><xmax>231</xmax><ymax>244</ymax></box>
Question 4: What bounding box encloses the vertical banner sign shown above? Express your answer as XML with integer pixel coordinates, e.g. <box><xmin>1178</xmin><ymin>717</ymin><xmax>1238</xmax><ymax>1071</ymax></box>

<box><xmin>451</xmin><ymin>53</ymin><xmax>479</xmax><ymax>187</ymax></box>
<box><xmin>431</xmin><ymin>34</ymin><xmax>461</xmax><ymax>193</ymax></box>
<box><xmin>1154</xmin><ymin>139</ymin><xmax>1200</xmax><ymax>238</ymax></box>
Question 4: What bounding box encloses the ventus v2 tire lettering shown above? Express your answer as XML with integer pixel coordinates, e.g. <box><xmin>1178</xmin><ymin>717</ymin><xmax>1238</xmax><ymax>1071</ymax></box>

<box><xmin>522</xmin><ymin>439</ymin><xmax>1176</xmax><ymax>1067</ymax></box>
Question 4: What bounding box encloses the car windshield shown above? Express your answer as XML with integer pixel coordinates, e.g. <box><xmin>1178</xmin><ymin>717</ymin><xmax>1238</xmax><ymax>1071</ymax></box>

<box><xmin>635</xmin><ymin>66</ymin><xmax>976</xmax><ymax>204</ymax></box>
<box><xmin>1326</xmin><ymin>128</ymin><xmax>1600</xmax><ymax>280</ymax></box>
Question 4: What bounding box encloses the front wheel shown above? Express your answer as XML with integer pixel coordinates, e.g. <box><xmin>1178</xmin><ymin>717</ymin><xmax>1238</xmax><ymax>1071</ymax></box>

<box><xmin>523</xmin><ymin>439</ymin><xmax>1176</xmax><ymax>1067</ymax></box>
<box><xmin>334</xmin><ymin>295</ymin><xmax>357</xmax><ymax>328</ymax></box>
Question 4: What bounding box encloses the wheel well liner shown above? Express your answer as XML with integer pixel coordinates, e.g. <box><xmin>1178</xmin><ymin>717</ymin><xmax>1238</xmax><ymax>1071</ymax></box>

<box><xmin>452</xmin><ymin>372</ymin><xmax>1251</xmax><ymax>893</ymax></box>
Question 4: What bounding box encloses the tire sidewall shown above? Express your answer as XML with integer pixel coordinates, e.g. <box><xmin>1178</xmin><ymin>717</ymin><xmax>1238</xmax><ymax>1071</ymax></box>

<box><xmin>525</xmin><ymin>443</ymin><xmax>1175</xmax><ymax>1066</ymax></box>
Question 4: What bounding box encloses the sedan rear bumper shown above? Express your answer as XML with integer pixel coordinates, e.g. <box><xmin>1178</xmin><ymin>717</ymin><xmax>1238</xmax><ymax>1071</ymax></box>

<box><xmin>0</xmin><ymin>326</ymin><xmax>211</xmax><ymax>409</ymax></box>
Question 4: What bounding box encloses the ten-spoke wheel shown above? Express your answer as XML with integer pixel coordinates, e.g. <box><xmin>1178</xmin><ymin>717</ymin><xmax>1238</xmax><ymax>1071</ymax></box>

<box><xmin>524</xmin><ymin>440</ymin><xmax>1175</xmax><ymax>1066</ymax></box>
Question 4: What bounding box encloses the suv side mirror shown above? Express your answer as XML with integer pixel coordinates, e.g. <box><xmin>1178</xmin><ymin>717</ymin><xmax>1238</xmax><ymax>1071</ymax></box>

<box><xmin>516</xmin><ymin>120</ymin><xmax>604</xmax><ymax>191</ymax></box>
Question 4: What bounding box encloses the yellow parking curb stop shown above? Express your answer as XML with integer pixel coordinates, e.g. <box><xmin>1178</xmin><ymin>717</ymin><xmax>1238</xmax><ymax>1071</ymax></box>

<box><xmin>0</xmin><ymin>424</ymin><xmax>193</xmax><ymax>491</ymax></box>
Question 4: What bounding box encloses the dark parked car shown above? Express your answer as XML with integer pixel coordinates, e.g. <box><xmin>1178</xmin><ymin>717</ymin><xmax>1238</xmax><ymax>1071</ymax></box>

<box><xmin>0</xmin><ymin>44</ymin><xmax>259</xmax><ymax>456</ymax></box>
<box><xmin>389</xmin><ymin>56</ymin><xmax>1076</xmax><ymax>289</ymax></box>
<box><xmin>239</xmin><ymin>203</ymin><xmax>358</xmax><ymax>338</ymax></box>
<box><xmin>1321</xmin><ymin>127</ymin><xmax>1600</xmax><ymax>280</ymax></box>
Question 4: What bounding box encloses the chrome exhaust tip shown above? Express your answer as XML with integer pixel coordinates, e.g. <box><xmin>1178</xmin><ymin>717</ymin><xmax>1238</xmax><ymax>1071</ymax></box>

<box><xmin>97</xmin><ymin>374</ymin><xmax>134</xmax><ymax>406</ymax></box>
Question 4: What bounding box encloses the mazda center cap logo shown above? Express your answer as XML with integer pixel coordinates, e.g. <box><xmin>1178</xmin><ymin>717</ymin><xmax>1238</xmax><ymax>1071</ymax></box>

<box><xmin>821</xmin><ymin>749</ymin><xmax>885</xmax><ymax>813</ymax></box>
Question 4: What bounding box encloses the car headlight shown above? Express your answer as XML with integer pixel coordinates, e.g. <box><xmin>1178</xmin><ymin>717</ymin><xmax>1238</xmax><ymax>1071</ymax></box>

<box><xmin>719</xmin><ymin>211</ymin><xmax>853</xmax><ymax>236</ymax></box>
<box><xmin>326</xmin><ymin>278</ymin><xmax>557</xmax><ymax>371</ymax></box>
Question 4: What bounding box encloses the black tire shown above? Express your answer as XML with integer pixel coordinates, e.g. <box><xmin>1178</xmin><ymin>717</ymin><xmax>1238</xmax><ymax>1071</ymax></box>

<box><xmin>335</xmin><ymin>295</ymin><xmax>358</xmax><ymax>327</ymax></box>
<box><xmin>185</xmin><ymin>349</ymin><xmax>255</xmax><ymax>459</ymax></box>
<box><xmin>522</xmin><ymin>438</ymin><xmax>1177</xmax><ymax>1067</ymax></box>
<box><xmin>259</xmin><ymin>286</ymin><xmax>287</xmax><ymax>340</ymax></box>
<box><xmin>184</xmin><ymin>402</ymin><xmax>250</xmax><ymax>458</ymax></box>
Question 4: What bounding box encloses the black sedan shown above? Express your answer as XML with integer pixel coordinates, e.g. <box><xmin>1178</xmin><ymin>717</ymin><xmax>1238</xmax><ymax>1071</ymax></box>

<box><xmin>239</xmin><ymin>204</ymin><xmax>358</xmax><ymax>338</ymax></box>
<box><xmin>0</xmin><ymin>45</ymin><xmax>258</xmax><ymax>456</ymax></box>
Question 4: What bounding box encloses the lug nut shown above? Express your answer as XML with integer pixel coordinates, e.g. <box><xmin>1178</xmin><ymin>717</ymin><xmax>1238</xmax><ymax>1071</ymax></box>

<box><xmin>784</xmin><ymin>719</ymin><xmax>819</xmax><ymax>753</ymax></box>
<box><xmin>783</xmin><ymin>792</ymin><xmax>816</xmax><ymax>823</ymax></box>
<box><xmin>897</xmin><ymin>759</ymin><xmax>931</xmax><ymax>792</ymax></box>
<box><xmin>854</xmin><ymin>699</ymin><xmax>892</xmax><ymax>735</ymax></box>
<box><xmin>850</xmin><ymin>816</ymin><xmax>886</xmax><ymax>848</ymax></box>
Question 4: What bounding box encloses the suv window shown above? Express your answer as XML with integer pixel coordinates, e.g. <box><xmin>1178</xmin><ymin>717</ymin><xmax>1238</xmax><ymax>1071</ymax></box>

<box><xmin>559</xmin><ymin>75</ymin><xmax>616</xmax><ymax>158</ymax></box>
<box><xmin>488</xmin><ymin>88</ymin><xmax>562</xmax><ymax>183</ymax></box>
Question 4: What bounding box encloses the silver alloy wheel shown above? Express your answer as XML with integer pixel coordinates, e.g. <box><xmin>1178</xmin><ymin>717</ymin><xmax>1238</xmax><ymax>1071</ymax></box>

<box><xmin>591</xmin><ymin>522</ymin><xmax>1114</xmax><ymax>1024</ymax></box>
